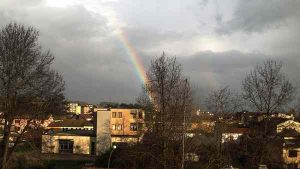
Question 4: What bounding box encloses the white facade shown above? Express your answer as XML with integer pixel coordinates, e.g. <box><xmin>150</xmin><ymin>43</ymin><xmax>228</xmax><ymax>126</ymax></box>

<box><xmin>42</xmin><ymin>134</ymin><xmax>95</xmax><ymax>155</ymax></box>
<box><xmin>277</xmin><ymin>120</ymin><xmax>300</xmax><ymax>133</ymax></box>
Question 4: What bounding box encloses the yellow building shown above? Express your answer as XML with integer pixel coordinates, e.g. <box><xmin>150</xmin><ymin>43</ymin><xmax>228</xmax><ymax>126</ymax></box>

<box><xmin>109</xmin><ymin>109</ymin><xmax>145</xmax><ymax>143</ymax></box>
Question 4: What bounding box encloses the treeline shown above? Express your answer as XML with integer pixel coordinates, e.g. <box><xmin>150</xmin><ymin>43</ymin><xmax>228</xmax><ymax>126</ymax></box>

<box><xmin>98</xmin><ymin>102</ymin><xmax>142</xmax><ymax>109</ymax></box>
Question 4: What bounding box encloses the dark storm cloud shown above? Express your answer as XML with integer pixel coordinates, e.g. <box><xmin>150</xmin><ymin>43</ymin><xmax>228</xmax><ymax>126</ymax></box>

<box><xmin>216</xmin><ymin>0</ymin><xmax>300</xmax><ymax>34</ymax></box>
<box><xmin>0</xmin><ymin>0</ymin><xmax>299</xmax><ymax>104</ymax></box>
<box><xmin>178</xmin><ymin>50</ymin><xmax>300</xmax><ymax>106</ymax></box>
<box><xmin>0</xmin><ymin>1</ymin><xmax>143</xmax><ymax>103</ymax></box>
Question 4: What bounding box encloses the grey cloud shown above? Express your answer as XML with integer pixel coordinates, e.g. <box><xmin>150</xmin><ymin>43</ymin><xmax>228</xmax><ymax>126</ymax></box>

<box><xmin>1</xmin><ymin>0</ymin><xmax>300</xmax><ymax>105</ymax></box>
<box><xmin>216</xmin><ymin>0</ymin><xmax>300</xmax><ymax>34</ymax></box>
<box><xmin>123</xmin><ymin>27</ymin><xmax>196</xmax><ymax>50</ymax></box>
<box><xmin>0</xmin><ymin>1</ymin><xmax>142</xmax><ymax>103</ymax></box>
<box><xmin>177</xmin><ymin>50</ymin><xmax>300</xmax><ymax>105</ymax></box>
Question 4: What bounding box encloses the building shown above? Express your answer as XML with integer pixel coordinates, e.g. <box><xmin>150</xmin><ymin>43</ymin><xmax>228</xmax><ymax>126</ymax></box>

<box><xmin>46</xmin><ymin>119</ymin><xmax>93</xmax><ymax>131</ymax></box>
<box><xmin>109</xmin><ymin>108</ymin><xmax>145</xmax><ymax>144</ymax></box>
<box><xmin>67</xmin><ymin>102</ymin><xmax>95</xmax><ymax>114</ymax></box>
<box><xmin>277</xmin><ymin>120</ymin><xmax>300</xmax><ymax>133</ymax></box>
<box><xmin>221</xmin><ymin>127</ymin><xmax>250</xmax><ymax>143</ymax></box>
<box><xmin>42</xmin><ymin>108</ymin><xmax>146</xmax><ymax>156</ymax></box>
<box><xmin>42</xmin><ymin>119</ymin><xmax>95</xmax><ymax>155</ymax></box>
<box><xmin>67</xmin><ymin>102</ymin><xmax>82</xmax><ymax>115</ymax></box>
<box><xmin>42</xmin><ymin>130</ymin><xmax>95</xmax><ymax>155</ymax></box>
<box><xmin>94</xmin><ymin>109</ymin><xmax>111</xmax><ymax>155</ymax></box>
<box><xmin>82</xmin><ymin>104</ymin><xmax>95</xmax><ymax>114</ymax></box>
<box><xmin>93</xmin><ymin>108</ymin><xmax>145</xmax><ymax>155</ymax></box>
<box><xmin>280</xmin><ymin>129</ymin><xmax>300</xmax><ymax>168</ymax></box>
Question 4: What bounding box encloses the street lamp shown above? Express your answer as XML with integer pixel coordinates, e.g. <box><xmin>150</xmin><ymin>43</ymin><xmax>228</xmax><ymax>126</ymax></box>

<box><xmin>107</xmin><ymin>145</ymin><xmax>117</xmax><ymax>169</ymax></box>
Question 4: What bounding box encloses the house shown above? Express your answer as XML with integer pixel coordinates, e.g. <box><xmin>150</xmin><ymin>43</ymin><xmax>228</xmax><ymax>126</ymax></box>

<box><xmin>221</xmin><ymin>127</ymin><xmax>250</xmax><ymax>143</ymax></box>
<box><xmin>42</xmin><ymin>130</ymin><xmax>95</xmax><ymax>155</ymax></box>
<box><xmin>279</xmin><ymin>129</ymin><xmax>300</xmax><ymax>168</ymax></box>
<box><xmin>42</xmin><ymin>119</ymin><xmax>96</xmax><ymax>155</ymax></box>
<box><xmin>277</xmin><ymin>120</ymin><xmax>300</xmax><ymax>133</ymax></box>
<box><xmin>271</xmin><ymin>112</ymin><xmax>294</xmax><ymax>120</ymax></box>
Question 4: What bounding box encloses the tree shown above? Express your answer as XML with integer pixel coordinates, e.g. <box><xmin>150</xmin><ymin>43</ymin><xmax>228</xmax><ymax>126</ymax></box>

<box><xmin>242</xmin><ymin>60</ymin><xmax>295</xmax><ymax>132</ymax></box>
<box><xmin>241</xmin><ymin>60</ymin><xmax>295</xmax><ymax>166</ymax></box>
<box><xmin>143</xmin><ymin>53</ymin><xmax>193</xmax><ymax>169</ymax></box>
<box><xmin>205</xmin><ymin>87</ymin><xmax>241</xmax><ymax>169</ymax></box>
<box><xmin>205</xmin><ymin>86</ymin><xmax>244</xmax><ymax>114</ymax></box>
<box><xmin>0</xmin><ymin>23</ymin><xmax>64</xmax><ymax>169</ymax></box>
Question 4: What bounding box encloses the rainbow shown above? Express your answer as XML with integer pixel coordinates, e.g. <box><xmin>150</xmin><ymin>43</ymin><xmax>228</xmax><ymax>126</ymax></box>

<box><xmin>117</xmin><ymin>32</ymin><xmax>148</xmax><ymax>85</ymax></box>
<box><xmin>104</xmin><ymin>9</ymin><xmax>148</xmax><ymax>85</ymax></box>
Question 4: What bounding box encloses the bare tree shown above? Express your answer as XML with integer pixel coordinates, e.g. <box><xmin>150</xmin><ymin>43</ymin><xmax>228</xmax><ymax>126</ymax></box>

<box><xmin>0</xmin><ymin>23</ymin><xmax>64</xmax><ymax>169</ymax></box>
<box><xmin>241</xmin><ymin>60</ymin><xmax>295</xmax><ymax>166</ymax></box>
<box><xmin>242</xmin><ymin>60</ymin><xmax>295</xmax><ymax>132</ymax></box>
<box><xmin>129</xmin><ymin>53</ymin><xmax>192</xmax><ymax>169</ymax></box>
<box><xmin>206</xmin><ymin>87</ymin><xmax>232</xmax><ymax>114</ymax></box>
<box><xmin>205</xmin><ymin>86</ymin><xmax>244</xmax><ymax>114</ymax></box>
<box><xmin>145</xmin><ymin>53</ymin><xmax>192</xmax><ymax>169</ymax></box>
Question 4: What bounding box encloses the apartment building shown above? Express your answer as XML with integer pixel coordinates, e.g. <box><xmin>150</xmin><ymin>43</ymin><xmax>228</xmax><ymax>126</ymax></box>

<box><xmin>67</xmin><ymin>102</ymin><xmax>82</xmax><ymax>115</ymax></box>
<box><xmin>67</xmin><ymin>102</ymin><xmax>95</xmax><ymax>114</ymax></box>
<box><xmin>110</xmin><ymin>108</ymin><xmax>145</xmax><ymax>144</ymax></box>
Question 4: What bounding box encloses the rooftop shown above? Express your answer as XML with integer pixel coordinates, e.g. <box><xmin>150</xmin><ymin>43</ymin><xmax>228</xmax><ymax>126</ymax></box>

<box><xmin>44</xmin><ymin>130</ymin><xmax>95</xmax><ymax>136</ymax></box>
<box><xmin>48</xmin><ymin>119</ymin><xmax>93</xmax><ymax>128</ymax></box>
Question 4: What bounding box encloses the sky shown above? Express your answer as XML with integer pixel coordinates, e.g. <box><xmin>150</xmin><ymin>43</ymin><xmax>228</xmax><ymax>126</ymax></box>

<box><xmin>0</xmin><ymin>0</ymin><xmax>299</xmax><ymax>105</ymax></box>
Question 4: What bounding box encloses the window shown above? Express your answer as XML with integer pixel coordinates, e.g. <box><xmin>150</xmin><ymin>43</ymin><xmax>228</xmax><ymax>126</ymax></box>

<box><xmin>138</xmin><ymin>111</ymin><xmax>143</xmax><ymax>118</ymax></box>
<box><xmin>130</xmin><ymin>123</ymin><xmax>137</xmax><ymax>131</ymax></box>
<box><xmin>117</xmin><ymin>124</ymin><xmax>123</xmax><ymax>130</ymax></box>
<box><xmin>289</xmin><ymin>150</ymin><xmax>298</xmax><ymax>158</ymax></box>
<box><xmin>59</xmin><ymin>140</ymin><xmax>74</xmax><ymax>154</ymax></box>
<box><xmin>131</xmin><ymin>110</ymin><xmax>137</xmax><ymax>118</ymax></box>
<box><xmin>112</xmin><ymin>124</ymin><xmax>123</xmax><ymax>131</ymax></box>
<box><xmin>131</xmin><ymin>113</ymin><xmax>137</xmax><ymax>118</ymax></box>
<box><xmin>112</xmin><ymin>124</ymin><xmax>116</xmax><ymax>130</ymax></box>
<box><xmin>118</xmin><ymin>112</ymin><xmax>122</xmax><ymax>118</ymax></box>
<box><xmin>112</xmin><ymin>112</ymin><xmax>117</xmax><ymax>118</ymax></box>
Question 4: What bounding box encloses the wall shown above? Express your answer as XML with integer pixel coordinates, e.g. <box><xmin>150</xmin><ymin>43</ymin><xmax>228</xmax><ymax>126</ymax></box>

<box><xmin>42</xmin><ymin>135</ymin><xmax>93</xmax><ymax>155</ymax></box>
<box><xmin>282</xmin><ymin>147</ymin><xmax>300</xmax><ymax>168</ymax></box>
<box><xmin>110</xmin><ymin>109</ymin><xmax>144</xmax><ymax>136</ymax></box>
<box><xmin>95</xmin><ymin>110</ymin><xmax>111</xmax><ymax>155</ymax></box>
